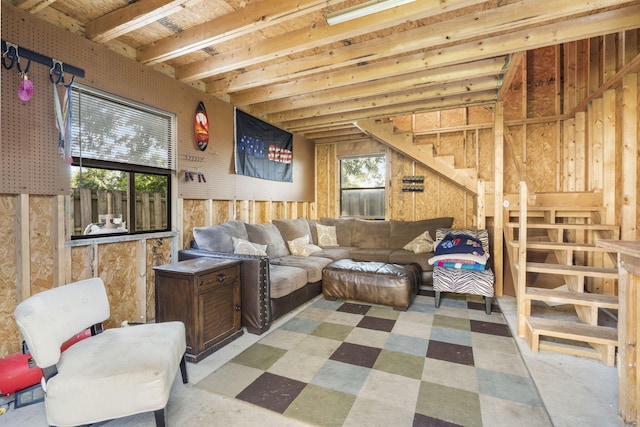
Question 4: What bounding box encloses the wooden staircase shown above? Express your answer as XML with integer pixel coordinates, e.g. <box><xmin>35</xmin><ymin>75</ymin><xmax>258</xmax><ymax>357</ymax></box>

<box><xmin>504</xmin><ymin>190</ymin><xmax>621</xmax><ymax>366</ymax></box>
<box><xmin>354</xmin><ymin>119</ymin><xmax>479</xmax><ymax>193</ymax></box>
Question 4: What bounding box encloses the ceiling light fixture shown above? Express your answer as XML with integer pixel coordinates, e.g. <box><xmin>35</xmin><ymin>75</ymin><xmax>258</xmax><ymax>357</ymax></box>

<box><xmin>326</xmin><ymin>0</ymin><xmax>416</xmax><ymax>26</ymax></box>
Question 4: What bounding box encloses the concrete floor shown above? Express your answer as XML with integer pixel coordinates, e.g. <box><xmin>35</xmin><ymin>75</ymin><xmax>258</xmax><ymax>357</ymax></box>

<box><xmin>0</xmin><ymin>295</ymin><xmax>622</xmax><ymax>427</ymax></box>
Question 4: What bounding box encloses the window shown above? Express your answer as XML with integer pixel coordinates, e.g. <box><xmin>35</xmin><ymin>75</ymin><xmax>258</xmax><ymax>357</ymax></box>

<box><xmin>70</xmin><ymin>85</ymin><xmax>174</xmax><ymax>237</ymax></box>
<box><xmin>340</xmin><ymin>155</ymin><xmax>385</xmax><ymax>219</ymax></box>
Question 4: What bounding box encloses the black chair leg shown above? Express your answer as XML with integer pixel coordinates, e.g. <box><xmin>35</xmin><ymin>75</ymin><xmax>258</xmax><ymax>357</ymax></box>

<box><xmin>435</xmin><ymin>290</ymin><xmax>441</xmax><ymax>308</ymax></box>
<box><xmin>154</xmin><ymin>408</ymin><xmax>166</xmax><ymax>427</ymax></box>
<box><xmin>485</xmin><ymin>296</ymin><xmax>492</xmax><ymax>314</ymax></box>
<box><xmin>180</xmin><ymin>353</ymin><xmax>188</xmax><ymax>384</ymax></box>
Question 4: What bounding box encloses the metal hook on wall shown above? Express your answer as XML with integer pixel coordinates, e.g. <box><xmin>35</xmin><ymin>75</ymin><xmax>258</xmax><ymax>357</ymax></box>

<box><xmin>2</xmin><ymin>42</ymin><xmax>18</xmax><ymax>70</ymax></box>
<box><xmin>50</xmin><ymin>59</ymin><xmax>65</xmax><ymax>84</ymax></box>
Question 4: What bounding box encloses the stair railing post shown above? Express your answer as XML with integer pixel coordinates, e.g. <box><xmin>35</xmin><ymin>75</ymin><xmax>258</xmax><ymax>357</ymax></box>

<box><xmin>517</xmin><ymin>180</ymin><xmax>529</xmax><ymax>337</ymax></box>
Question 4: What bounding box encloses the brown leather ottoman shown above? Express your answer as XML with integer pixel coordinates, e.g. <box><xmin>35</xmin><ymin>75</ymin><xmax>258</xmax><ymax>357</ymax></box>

<box><xmin>322</xmin><ymin>259</ymin><xmax>420</xmax><ymax>310</ymax></box>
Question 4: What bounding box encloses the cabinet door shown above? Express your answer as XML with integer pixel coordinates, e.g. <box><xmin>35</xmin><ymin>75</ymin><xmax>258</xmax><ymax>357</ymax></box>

<box><xmin>199</xmin><ymin>280</ymin><xmax>240</xmax><ymax>349</ymax></box>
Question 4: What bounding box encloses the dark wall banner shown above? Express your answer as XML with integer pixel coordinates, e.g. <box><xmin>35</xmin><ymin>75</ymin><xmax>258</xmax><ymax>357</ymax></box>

<box><xmin>234</xmin><ymin>108</ymin><xmax>293</xmax><ymax>182</ymax></box>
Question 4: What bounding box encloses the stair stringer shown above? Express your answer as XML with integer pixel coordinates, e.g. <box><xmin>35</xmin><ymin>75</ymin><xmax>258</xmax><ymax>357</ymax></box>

<box><xmin>354</xmin><ymin>119</ymin><xmax>478</xmax><ymax>194</ymax></box>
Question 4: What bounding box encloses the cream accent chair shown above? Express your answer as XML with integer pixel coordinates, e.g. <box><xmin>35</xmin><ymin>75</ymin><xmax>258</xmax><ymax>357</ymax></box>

<box><xmin>14</xmin><ymin>278</ymin><xmax>187</xmax><ymax>427</ymax></box>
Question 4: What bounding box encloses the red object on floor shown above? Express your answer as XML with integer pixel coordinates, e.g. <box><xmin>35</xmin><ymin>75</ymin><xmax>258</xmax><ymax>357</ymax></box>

<box><xmin>0</xmin><ymin>328</ymin><xmax>93</xmax><ymax>395</ymax></box>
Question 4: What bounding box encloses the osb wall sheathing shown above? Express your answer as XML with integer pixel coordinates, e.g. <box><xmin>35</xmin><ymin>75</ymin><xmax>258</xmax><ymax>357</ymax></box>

<box><xmin>146</xmin><ymin>238</ymin><xmax>171</xmax><ymax>321</ymax></box>
<box><xmin>98</xmin><ymin>242</ymin><xmax>138</xmax><ymax>329</ymax></box>
<box><xmin>0</xmin><ymin>195</ymin><xmax>20</xmax><ymax>355</ymax></box>
<box><xmin>182</xmin><ymin>199</ymin><xmax>207</xmax><ymax>249</ymax></box>
<box><xmin>71</xmin><ymin>245</ymin><xmax>94</xmax><ymax>282</ymax></box>
<box><xmin>30</xmin><ymin>196</ymin><xmax>54</xmax><ymax>295</ymax></box>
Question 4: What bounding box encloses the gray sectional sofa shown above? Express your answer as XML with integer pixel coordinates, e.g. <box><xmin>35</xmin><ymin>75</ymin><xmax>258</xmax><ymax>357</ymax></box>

<box><xmin>178</xmin><ymin>216</ymin><xmax>453</xmax><ymax>334</ymax></box>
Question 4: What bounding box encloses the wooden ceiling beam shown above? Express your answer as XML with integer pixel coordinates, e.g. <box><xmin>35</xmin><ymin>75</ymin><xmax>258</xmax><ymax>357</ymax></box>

<box><xmin>265</xmin><ymin>76</ymin><xmax>502</xmax><ymax>123</ymax></box>
<box><xmin>280</xmin><ymin>91</ymin><xmax>498</xmax><ymax>130</ymax></box>
<box><xmin>136</xmin><ymin>0</ymin><xmax>328</xmax><ymax>64</ymax></box>
<box><xmin>14</xmin><ymin>0</ymin><xmax>58</xmax><ymax>14</ymax></box>
<box><xmin>176</xmin><ymin>0</ymin><xmax>486</xmax><ymax>81</ymax></box>
<box><xmin>210</xmin><ymin>0</ymin><xmax>636</xmax><ymax>94</ymax></box>
<box><xmin>249</xmin><ymin>58</ymin><xmax>507</xmax><ymax>115</ymax></box>
<box><xmin>85</xmin><ymin>0</ymin><xmax>191</xmax><ymax>43</ymax></box>
<box><xmin>231</xmin><ymin>5</ymin><xmax>640</xmax><ymax>106</ymax></box>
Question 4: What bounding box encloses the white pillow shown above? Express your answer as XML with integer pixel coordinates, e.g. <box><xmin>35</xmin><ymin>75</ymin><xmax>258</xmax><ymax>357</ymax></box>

<box><xmin>232</xmin><ymin>237</ymin><xmax>267</xmax><ymax>256</ymax></box>
<box><xmin>287</xmin><ymin>235</ymin><xmax>322</xmax><ymax>257</ymax></box>
<box><xmin>403</xmin><ymin>230</ymin><xmax>435</xmax><ymax>253</ymax></box>
<box><xmin>316</xmin><ymin>223</ymin><xmax>338</xmax><ymax>247</ymax></box>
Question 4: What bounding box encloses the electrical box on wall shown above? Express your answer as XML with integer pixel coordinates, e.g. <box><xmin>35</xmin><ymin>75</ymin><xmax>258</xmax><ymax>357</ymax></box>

<box><xmin>402</xmin><ymin>176</ymin><xmax>424</xmax><ymax>192</ymax></box>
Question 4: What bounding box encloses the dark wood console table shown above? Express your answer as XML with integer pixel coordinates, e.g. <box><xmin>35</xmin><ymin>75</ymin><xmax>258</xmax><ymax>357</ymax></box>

<box><xmin>596</xmin><ymin>240</ymin><xmax>639</xmax><ymax>426</ymax></box>
<box><xmin>154</xmin><ymin>257</ymin><xmax>242</xmax><ymax>363</ymax></box>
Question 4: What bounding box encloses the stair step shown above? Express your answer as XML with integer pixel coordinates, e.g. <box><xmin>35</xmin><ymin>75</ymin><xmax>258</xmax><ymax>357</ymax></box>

<box><xmin>526</xmin><ymin>262</ymin><xmax>619</xmax><ymax>279</ymax></box>
<box><xmin>506</xmin><ymin>206</ymin><xmax>604</xmax><ymax>214</ymax></box>
<box><xmin>525</xmin><ymin>287</ymin><xmax>618</xmax><ymax>309</ymax></box>
<box><xmin>525</xmin><ymin>316</ymin><xmax>618</xmax><ymax>345</ymax></box>
<box><xmin>506</xmin><ymin>222</ymin><xmax>619</xmax><ymax>232</ymax></box>
<box><xmin>524</xmin><ymin>316</ymin><xmax>617</xmax><ymax>366</ymax></box>
<box><xmin>524</xmin><ymin>241</ymin><xmax>616</xmax><ymax>253</ymax></box>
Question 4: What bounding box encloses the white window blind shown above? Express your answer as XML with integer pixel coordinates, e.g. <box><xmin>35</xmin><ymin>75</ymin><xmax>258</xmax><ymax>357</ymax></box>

<box><xmin>71</xmin><ymin>85</ymin><xmax>174</xmax><ymax>170</ymax></box>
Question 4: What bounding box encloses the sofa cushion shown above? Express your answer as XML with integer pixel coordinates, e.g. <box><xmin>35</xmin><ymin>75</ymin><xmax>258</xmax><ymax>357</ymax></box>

<box><xmin>316</xmin><ymin>223</ymin><xmax>338</xmax><ymax>247</ymax></box>
<box><xmin>232</xmin><ymin>237</ymin><xmax>267</xmax><ymax>256</ymax></box>
<box><xmin>311</xmin><ymin>247</ymin><xmax>354</xmax><ymax>261</ymax></box>
<box><xmin>389</xmin><ymin>217</ymin><xmax>454</xmax><ymax>249</ymax></box>
<box><xmin>268</xmin><ymin>264</ymin><xmax>309</xmax><ymax>299</ymax></box>
<box><xmin>352</xmin><ymin>219</ymin><xmax>390</xmax><ymax>248</ymax></box>
<box><xmin>271</xmin><ymin>255</ymin><xmax>333</xmax><ymax>283</ymax></box>
<box><xmin>403</xmin><ymin>230</ymin><xmax>435</xmax><ymax>253</ymax></box>
<box><xmin>388</xmin><ymin>249</ymin><xmax>432</xmax><ymax>271</ymax></box>
<box><xmin>193</xmin><ymin>221</ymin><xmax>248</xmax><ymax>253</ymax></box>
<box><xmin>350</xmin><ymin>248</ymin><xmax>391</xmax><ymax>263</ymax></box>
<box><xmin>320</xmin><ymin>218</ymin><xmax>355</xmax><ymax>246</ymax></box>
<box><xmin>287</xmin><ymin>235</ymin><xmax>322</xmax><ymax>257</ymax></box>
<box><xmin>273</xmin><ymin>217</ymin><xmax>312</xmax><ymax>243</ymax></box>
<box><xmin>245</xmin><ymin>223</ymin><xmax>290</xmax><ymax>258</ymax></box>
<box><xmin>306</xmin><ymin>219</ymin><xmax>320</xmax><ymax>245</ymax></box>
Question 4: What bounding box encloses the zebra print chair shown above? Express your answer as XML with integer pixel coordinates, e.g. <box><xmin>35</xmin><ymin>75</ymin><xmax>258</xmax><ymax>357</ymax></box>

<box><xmin>432</xmin><ymin>228</ymin><xmax>495</xmax><ymax>314</ymax></box>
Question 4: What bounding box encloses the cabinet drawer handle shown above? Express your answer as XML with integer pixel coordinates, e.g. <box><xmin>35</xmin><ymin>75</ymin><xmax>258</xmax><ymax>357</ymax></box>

<box><xmin>216</xmin><ymin>273</ymin><xmax>226</xmax><ymax>282</ymax></box>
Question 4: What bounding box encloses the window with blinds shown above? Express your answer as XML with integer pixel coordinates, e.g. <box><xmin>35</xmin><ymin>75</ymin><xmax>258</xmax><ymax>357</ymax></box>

<box><xmin>69</xmin><ymin>85</ymin><xmax>175</xmax><ymax>238</ymax></box>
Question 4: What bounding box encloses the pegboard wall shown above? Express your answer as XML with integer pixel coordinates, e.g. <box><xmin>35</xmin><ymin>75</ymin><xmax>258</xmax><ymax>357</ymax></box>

<box><xmin>1</xmin><ymin>10</ymin><xmax>75</xmax><ymax>195</ymax></box>
<box><xmin>1</xmin><ymin>5</ymin><xmax>315</xmax><ymax>201</ymax></box>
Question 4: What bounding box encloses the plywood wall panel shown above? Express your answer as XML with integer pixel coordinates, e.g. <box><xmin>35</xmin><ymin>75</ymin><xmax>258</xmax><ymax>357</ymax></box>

<box><xmin>527</xmin><ymin>123</ymin><xmax>558</xmax><ymax>192</ymax></box>
<box><xmin>390</xmin><ymin>150</ymin><xmax>412</xmax><ymax>220</ymax></box>
<box><xmin>0</xmin><ymin>195</ymin><xmax>20</xmax><ymax>355</ymax></box>
<box><xmin>438</xmin><ymin>178</ymin><xmax>467</xmax><ymax>228</ymax></box>
<box><xmin>477</xmin><ymin>129</ymin><xmax>494</xmax><ymax>181</ymax></box>
<box><xmin>30</xmin><ymin>196</ymin><xmax>53</xmax><ymax>296</ymax></box>
<box><xmin>416</xmin><ymin>165</ymin><xmax>441</xmax><ymax>220</ymax></box>
<box><xmin>182</xmin><ymin>199</ymin><xmax>206</xmax><ymax>249</ymax></box>
<box><xmin>147</xmin><ymin>237</ymin><xmax>171</xmax><ymax>321</ymax></box>
<box><xmin>439</xmin><ymin>132</ymin><xmax>466</xmax><ymax>168</ymax></box>
<box><xmin>527</xmin><ymin>46</ymin><xmax>558</xmax><ymax>118</ymax></box>
<box><xmin>98</xmin><ymin>242</ymin><xmax>138</xmax><ymax>329</ymax></box>
<box><xmin>440</xmin><ymin>108</ymin><xmax>466</xmax><ymax>128</ymax></box>
<box><xmin>71</xmin><ymin>245</ymin><xmax>95</xmax><ymax>282</ymax></box>
<box><xmin>468</xmin><ymin>106</ymin><xmax>493</xmax><ymax>125</ymax></box>
<box><xmin>212</xmin><ymin>200</ymin><xmax>234</xmax><ymax>224</ymax></box>
<box><xmin>504</xmin><ymin>59</ymin><xmax>525</xmax><ymax>121</ymax></box>
<box><xmin>413</xmin><ymin>112</ymin><xmax>439</xmax><ymax>130</ymax></box>
<box><xmin>504</xmin><ymin>125</ymin><xmax>523</xmax><ymax>193</ymax></box>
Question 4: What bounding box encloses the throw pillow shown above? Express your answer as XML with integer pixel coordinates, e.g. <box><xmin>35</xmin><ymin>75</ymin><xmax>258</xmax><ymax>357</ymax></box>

<box><xmin>403</xmin><ymin>230</ymin><xmax>435</xmax><ymax>253</ymax></box>
<box><xmin>232</xmin><ymin>237</ymin><xmax>267</xmax><ymax>256</ymax></box>
<box><xmin>287</xmin><ymin>235</ymin><xmax>322</xmax><ymax>257</ymax></box>
<box><xmin>316</xmin><ymin>223</ymin><xmax>338</xmax><ymax>247</ymax></box>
